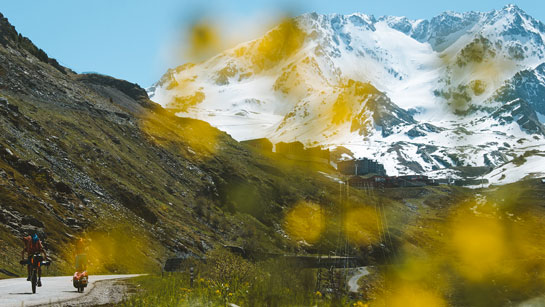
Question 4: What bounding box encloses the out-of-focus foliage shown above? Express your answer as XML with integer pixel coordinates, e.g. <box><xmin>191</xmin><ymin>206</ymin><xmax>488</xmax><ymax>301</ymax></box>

<box><xmin>119</xmin><ymin>247</ymin><xmax>359</xmax><ymax>307</ymax></box>
<box><xmin>343</xmin><ymin>206</ymin><xmax>381</xmax><ymax>247</ymax></box>
<box><xmin>186</xmin><ymin>21</ymin><xmax>221</xmax><ymax>62</ymax></box>
<box><xmin>237</xmin><ymin>18</ymin><xmax>306</xmax><ymax>72</ymax></box>
<box><xmin>283</xmin><ymin>201</ymin><xmax>325</xmax><ymax>244</ymax></box>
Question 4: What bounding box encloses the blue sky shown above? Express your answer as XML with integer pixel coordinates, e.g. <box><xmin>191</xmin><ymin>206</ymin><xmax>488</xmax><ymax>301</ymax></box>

<box><xmin>0</xmin><ymin>1</ymin><xmax>541</xmax><ymax>87</ymax></box>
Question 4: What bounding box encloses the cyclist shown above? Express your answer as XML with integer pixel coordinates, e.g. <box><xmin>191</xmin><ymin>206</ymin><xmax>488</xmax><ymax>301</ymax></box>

<box><xmin>21</xmin><ymin>234</ymin><xmax>47</xmax><ymax>287</ymax></box>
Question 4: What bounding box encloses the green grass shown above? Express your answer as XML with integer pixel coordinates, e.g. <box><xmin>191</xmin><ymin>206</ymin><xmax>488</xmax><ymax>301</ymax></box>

<box><xmin>118</xmin><ymin>248</ymin><xmax>363</xmax><ymax>307</ymax></box>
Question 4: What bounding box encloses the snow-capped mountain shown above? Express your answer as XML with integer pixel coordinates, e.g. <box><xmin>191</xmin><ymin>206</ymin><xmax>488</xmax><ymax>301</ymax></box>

<box><xmin>149</xmin><ymin>4</ymin><xmax>545</xmax><ymax>184</ymax></box>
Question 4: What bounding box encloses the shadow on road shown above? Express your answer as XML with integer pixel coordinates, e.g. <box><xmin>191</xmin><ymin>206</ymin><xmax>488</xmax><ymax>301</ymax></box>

<box><xmin>9</xmin><ymin>292</ymin><xmax>33</xmax><ymax>295</ymax></box>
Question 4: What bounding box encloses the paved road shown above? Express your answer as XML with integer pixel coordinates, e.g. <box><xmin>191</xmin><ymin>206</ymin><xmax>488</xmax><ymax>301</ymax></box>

<box><xmin>348</xmin><ymin>267</ymin><xmax>370</xmax><ymax>293</ymax></box>
<box><xmin>0</xmin><ymin>274</ymin><xmax>140</xmax><ymax>307</ymax></box>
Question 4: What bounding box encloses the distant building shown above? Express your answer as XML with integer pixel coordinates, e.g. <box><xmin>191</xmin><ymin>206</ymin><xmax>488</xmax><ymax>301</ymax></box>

<box><xmin>347</xmin><ymin>174</ymin><xmax>387</xmax><ymax>188</ymax></box>
<box><xmin>337</xmin><ymin>158</ymin><xmax>387</xmax><ymax>176</ymax></box>
<box><xmin>241</xmin><ymin>138</ymin><xmax>273</xmax><ymax>152</ymax></box>
<box><xmin>275</xmin><ymin>141</ymin><xmax>330</xmax><ymax>164</ymax></box>
<box><xmin>433</xmin><ymin>178</ymin><xmax>454</xmax><ymax>185</ymax></box>
<box><xmin>348</xmin><ymin>174</ymin><xmax>435</xmax><ymax>188</ymax></box>
<box><xmin>394</xmin><ymin>175</ymin><xmax>431</xmax><ymax>187</ymax></box>
<box><xmin>276</xmin><ymin>141</ymin><xmax>305</xmax><ymax>155</ymax></box>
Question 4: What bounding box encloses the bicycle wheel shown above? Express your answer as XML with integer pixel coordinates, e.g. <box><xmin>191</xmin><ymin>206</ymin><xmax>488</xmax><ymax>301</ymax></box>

<box><xmin>31</xmin><ymin>271</ymin><xmax>37</xmax><ymax>294</ymax></box>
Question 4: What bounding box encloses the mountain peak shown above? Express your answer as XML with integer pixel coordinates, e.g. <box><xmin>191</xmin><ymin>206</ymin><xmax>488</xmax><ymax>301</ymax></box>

<box><xmin>502</xmin><ymin>4</ymin><xmax>524</xmax><ymax>13</ymax></box>
<box><xmin>497</xmin><ymin>3</ymin><xmax>532</xmax><ymax>20</ymax></box>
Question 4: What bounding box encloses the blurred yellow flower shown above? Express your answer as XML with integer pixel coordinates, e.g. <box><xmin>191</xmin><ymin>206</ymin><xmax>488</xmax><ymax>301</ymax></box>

<box><xmin>284</xmin><ymin>201</ymin><xmax>325</xmax><ymax>244</ymax></box>
<box><xmin>388</xmin><ymin>284</ymin><xmax>445</xmax><ymax>307</ymax></box>
<box><xmin>344</xmin><ymin>206</ymin><xmax>381</xmax><ymax>247</ymax></box>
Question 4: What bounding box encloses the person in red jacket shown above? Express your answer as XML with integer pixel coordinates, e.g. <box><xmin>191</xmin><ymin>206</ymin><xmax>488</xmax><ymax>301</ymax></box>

<box><xmin>21</xmin><ymin>234</ymin><xmax>47</xmax><ymax>287</ymax></box>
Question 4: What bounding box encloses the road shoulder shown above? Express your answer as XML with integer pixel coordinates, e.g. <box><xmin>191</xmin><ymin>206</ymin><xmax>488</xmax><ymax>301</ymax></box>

<box><xmin>47</xmin><ymin>278</ymin><xmax>136</xmax><ymax>306</ymax></box>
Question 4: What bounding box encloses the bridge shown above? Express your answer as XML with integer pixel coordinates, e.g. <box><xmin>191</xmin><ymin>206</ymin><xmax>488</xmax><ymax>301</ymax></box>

<box><xmin>164</xmin><ymin>253</ymin><xmax>365</xmax><ymax>272</ymax></box>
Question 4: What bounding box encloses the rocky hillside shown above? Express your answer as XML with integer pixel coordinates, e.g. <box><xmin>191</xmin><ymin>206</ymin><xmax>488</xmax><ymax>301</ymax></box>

<box><xmin>0</xmin><ymin>12</ymin><xmax>358</xmax><ymax>277</ymax></box>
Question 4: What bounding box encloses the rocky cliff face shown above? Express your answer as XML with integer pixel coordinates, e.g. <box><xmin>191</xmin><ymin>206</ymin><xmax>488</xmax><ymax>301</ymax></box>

<box><xmin>492</xmin><ymin>63</ymin><xmax>545</xmax><ymax>116</ymax></box>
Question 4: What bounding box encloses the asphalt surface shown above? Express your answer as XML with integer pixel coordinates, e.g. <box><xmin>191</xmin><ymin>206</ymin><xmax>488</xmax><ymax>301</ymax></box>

<box><xmin>0</xmin><ymin>274</ymin><xmax>140</xmax><ymax>307</ymax></box>
<box><xmin>348</xmin><ymin>267</ymin><xmax>370</xmax><ymax>293</ymax></box>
